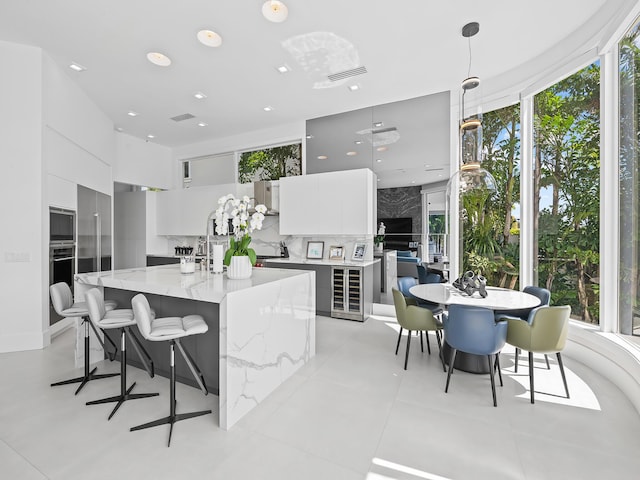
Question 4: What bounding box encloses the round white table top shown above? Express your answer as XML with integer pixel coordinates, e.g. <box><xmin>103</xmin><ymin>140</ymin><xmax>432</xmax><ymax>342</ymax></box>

<box><xmin>409</xmin><ymin>283</ymin><xmax>541</xmax><ymax>311</ymax></box>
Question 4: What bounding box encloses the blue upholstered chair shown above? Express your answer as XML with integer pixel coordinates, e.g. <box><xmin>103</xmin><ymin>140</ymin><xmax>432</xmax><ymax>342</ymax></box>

<box><xmin>443</xmin><ymin>304</ymin><xmax>508</xmax><ymax>407</ymax></box>
<box><xmin>416</xmin><ymin>264</ymin><xmax>443</xmax><ymax>285</ymax></box>
<box><xmin>396</xmin><ymin>250</ymin><xmax>421</xmax><ymax>278</ymax></box>
<box><xmin>397</xmin><ymin>276</ymin><xmax>443</xmax><ymax>317</ymax></box>
<box><xmin>496</xmin><ymin>285</ymin><xmax>551</xmax><ymax>371</ymax></box>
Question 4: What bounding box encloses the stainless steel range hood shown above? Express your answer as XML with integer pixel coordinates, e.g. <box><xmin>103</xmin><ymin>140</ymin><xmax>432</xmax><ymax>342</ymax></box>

<box><xmin>253</xmin><ymin>180</ymin><xmax>279</xmax><ymax>215</ymax></box>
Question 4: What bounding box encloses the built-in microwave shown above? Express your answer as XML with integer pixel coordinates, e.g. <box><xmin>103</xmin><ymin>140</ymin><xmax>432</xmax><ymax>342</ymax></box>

<box><xmin>49</xmin><ymin>207</ymin><xmax>76</xmax><ymax>243</ymax></box>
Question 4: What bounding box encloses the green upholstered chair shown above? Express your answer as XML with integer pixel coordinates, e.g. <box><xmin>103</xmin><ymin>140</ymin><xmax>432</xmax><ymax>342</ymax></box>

<box><xmin>392</xmin><ymin>288</ymin><xmax>445</xmax><ymax>371</ymax></box>
<box><xmin>505</xmin><ymin>305</ymin><xmax>571</xmax><ymax>404</ymax></box>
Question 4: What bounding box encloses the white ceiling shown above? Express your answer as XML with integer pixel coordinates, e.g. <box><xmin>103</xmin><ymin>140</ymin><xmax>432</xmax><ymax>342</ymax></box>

<box><xmin>0</xmin><ymin>0</ymin><xmax>633</xmax><ymax>185</ymax></box>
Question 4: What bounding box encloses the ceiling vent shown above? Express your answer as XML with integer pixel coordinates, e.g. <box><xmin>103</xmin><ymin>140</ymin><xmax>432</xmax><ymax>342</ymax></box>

<box><xmin>327</xmin><ymin>66</ymin><xmax>367</xmax><ymax>82</ymax></box>
<box><xmin>170</xmin><ymin>113</ymin><xmax>195</xmax><ymax>122</ymax></box>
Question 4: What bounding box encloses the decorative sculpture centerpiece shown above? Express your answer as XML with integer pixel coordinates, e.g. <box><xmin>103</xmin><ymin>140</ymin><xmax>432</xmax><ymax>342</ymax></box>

<box><xmin>215</xmin><ymin>194</ymin><xmax>267</xmax><ymax>279</ymax></box>
<box><xmin>452</xmin><ymin>270</ymin><xmax>488</xmax><ymax>298</ymax></box>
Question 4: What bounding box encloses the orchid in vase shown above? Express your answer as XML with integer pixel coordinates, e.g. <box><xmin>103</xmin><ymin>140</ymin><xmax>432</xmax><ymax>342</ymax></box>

<box><xmin>215</xmin><ymin>194</ymin><xmax>267</xmax><ymax>266</ymax></box>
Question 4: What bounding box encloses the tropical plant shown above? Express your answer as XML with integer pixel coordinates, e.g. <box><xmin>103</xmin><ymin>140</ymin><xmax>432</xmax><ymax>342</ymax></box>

<box><xmin>238</xmin><ymin>144</ymin><xmax>302</xmax><ymax>183</ymax></box>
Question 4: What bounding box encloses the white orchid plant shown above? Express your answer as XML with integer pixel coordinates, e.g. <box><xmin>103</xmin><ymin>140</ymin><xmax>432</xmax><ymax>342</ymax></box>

<box><xmin>215</xmin><ymin>194</ymin><xmax>267</xmax><ymax>266</ymax></box>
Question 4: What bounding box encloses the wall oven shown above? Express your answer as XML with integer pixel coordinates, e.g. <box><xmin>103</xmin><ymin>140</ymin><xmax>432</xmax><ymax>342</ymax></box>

<box><xmin>49</xmin><ymin>207</ymin><xmax>77</xmax><ymax>326</ymax></box>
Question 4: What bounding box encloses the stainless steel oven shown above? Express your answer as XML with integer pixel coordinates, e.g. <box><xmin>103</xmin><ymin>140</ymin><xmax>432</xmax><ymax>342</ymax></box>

<box><xmin>50</xmin><ymin>207</ymin><xmax>76</xmax><ymax>243</ymax></box>
<box><xmin>49</xmin><ymin>243</ymin><xmax>76</xmax><ymax>325</ymax></box>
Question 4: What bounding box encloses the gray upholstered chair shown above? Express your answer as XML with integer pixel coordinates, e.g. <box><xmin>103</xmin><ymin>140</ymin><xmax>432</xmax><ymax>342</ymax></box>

<box><xmin>49</xmin><ymin>282</ymin><xmax>118</xmax><ymax>394</ymax></box>
<box><xmin>84</xmin><ymin>288</ymin><xmax>158</xmax><ymax>419</ymax></box>
<box><xmin>130</xmin><ymin>293</ymin><xmax>212</xmax><ymax>447</ymax></box>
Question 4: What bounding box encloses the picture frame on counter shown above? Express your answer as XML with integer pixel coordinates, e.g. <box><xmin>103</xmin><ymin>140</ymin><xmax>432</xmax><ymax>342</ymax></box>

<box><xmin>306</xmin><ymin>241</ymin><xmax>324</xmax><ymax>259</ymax></box>
<box><xmin>328</xmin><ymin>245</ymin><xmax>344</xmax><ymax>260</ymax></box>
<box><xmin>352</xmin><ymin>242</ymin><xmax>366</xmax><ymax>261</ymax></box>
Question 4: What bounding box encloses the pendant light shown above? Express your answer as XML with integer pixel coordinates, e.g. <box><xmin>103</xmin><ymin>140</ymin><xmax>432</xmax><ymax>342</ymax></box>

<box><xmin>447</xmin><ymin>21</ymin><xmax>496</xmax><ymax>197</ymax></box>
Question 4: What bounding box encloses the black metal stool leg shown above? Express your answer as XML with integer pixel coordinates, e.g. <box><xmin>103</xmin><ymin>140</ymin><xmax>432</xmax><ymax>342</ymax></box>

<box><xmin>51</xmin><ymin>318</ymin><xmax>119</xmax><ymax>394</ymax></box>
<box><xmin>86</xmin><ymin>328</ymin><xmax>158</xmax><ymax>419</ymax></box>
<box><xmin>130</xmin><ymin>340</ymin><xmax>211</xmax><ymax>447</ymax></box>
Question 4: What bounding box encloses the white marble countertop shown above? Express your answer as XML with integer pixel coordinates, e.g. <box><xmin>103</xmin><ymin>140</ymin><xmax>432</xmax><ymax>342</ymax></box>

<box><xmin>76</xmin><ymin>264</ymin><xmax>312</xmax><ymax>304</ymax></box>
<box><xmin>264</xmin><ymin>257</ymin><xmax>380</xmax><ymax>268</ymax></box>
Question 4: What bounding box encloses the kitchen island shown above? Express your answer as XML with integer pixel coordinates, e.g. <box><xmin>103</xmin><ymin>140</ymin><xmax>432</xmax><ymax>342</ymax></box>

<box><xmin>75</xmin><ymin>264</ymin><xmax>315</xmax><ymax>430</ymax></box>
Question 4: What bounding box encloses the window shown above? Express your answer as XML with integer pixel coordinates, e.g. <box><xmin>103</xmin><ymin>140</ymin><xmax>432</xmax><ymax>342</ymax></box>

<box><xmin>619</xmin><ymin>22</ymin><xmax>640</xmax><ymax>335</ymax></box>
<box><xmin>533</xmin><ymin>62</ymin><xmax>600</xmax><ymax>324</ymax></box>
<box><xmin>461</xmin><ymin>103</ymin><xmax>521</xmax><ymax>289</ymax></box>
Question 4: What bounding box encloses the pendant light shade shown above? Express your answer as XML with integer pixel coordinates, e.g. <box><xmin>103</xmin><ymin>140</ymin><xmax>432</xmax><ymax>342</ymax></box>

<box><xmin>262</xmin><ymin>1</ymin><xmax>288</xmax><ymax>23</ymax></box>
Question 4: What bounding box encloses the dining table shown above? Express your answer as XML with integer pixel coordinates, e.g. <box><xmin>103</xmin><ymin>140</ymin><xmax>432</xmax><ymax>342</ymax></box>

<box><xmin>409</xmin><ymin>283</ymin><xmax>541</xmax><ymax>373</ymax></box>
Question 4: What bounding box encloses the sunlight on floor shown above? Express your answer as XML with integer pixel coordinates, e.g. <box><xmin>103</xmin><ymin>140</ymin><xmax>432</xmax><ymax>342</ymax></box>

<box><xmin>367</xmin><ymin>457</ymin><xmax>453</xmax><ymax>480</ymax></box>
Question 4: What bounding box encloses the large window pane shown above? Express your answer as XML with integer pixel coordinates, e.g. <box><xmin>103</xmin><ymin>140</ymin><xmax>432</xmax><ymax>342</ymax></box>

<box><xmin>533</xmin><ymin>63</ymin><xmax>600</xmax><ymax>324</ymax></box>
<box><xmin>461</xmin><ymin>103</ymin><xmax>520</xmax><ymax>288</ymax></box>
<box><xmin>619</xmin><ymin>23</ymin><xmax>640</xmax><ymax>335</ymax></box>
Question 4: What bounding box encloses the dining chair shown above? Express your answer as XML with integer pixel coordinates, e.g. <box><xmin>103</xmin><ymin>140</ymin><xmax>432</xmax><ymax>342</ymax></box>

<box><xmin>392</xmin><ymin>288</ymin><xmax>445</xmax><ymax>371</ymax></box>
<box><xmin>497</xmin><ymin>285</ymin><xmax>551</xmax><ymax>370</ymax></box>
<box><xmin>416</xmin><ymin>264</ymin><xmax>443</xmax><ymax>285</ymax></box>
<box><xmin>505</xmin><ymin>305</ymin><xmax>571</xmax><ymax>404</ymax></box>
<box><xmin>397</xmin><ymin>276</ymin><xmax>443</xmax><ymax>317</ymax></box>
<box><xmin>443</xmin><ymin>304</ymin><xmax>508</xmax><ymax>406</ymax></box>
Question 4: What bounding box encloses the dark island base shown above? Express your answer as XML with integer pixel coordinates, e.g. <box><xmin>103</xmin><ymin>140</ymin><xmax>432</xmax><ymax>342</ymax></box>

<box><xmin>442</xmin><ymin>341</ymin><xmax>491</xmax><ymax>374</ymax></box>
<box><xmin>103</xmin><ymin>288</ymin><xmax>220</xmax><ymax>395</ymax></box>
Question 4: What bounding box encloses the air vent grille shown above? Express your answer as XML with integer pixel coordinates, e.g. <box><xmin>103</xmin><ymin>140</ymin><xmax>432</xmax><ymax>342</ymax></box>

<box><xmin>170</xmin><ymin>113</ymin><xmax>195</xmax><ymax>122</ymax></box>
<box><xmin>327</xmin><ymin>66</ymin><xmax>367</xmax><ymax>82</ymax></box>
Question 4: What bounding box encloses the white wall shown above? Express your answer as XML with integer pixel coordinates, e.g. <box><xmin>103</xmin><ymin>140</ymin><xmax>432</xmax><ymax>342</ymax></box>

<box><xmin>114</xmin><ymin>132</ymin><xmax>172</xmax><ymax>190</ymax></box>
<box><xmin>0</xmin><ymin>41</ymin><xmax>46</xmax><ymax>352</ymax></box>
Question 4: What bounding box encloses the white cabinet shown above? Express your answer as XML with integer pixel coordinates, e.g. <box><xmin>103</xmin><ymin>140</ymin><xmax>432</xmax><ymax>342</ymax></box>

<box><xmin>155</xmin><ymin>183</ymin><xmax>252</xmax><ymax>236</ymax></box>
<box><xmin>279</xmin><ymin>169</ymin><xmax>376</xmax><ymax>236</ymax></box>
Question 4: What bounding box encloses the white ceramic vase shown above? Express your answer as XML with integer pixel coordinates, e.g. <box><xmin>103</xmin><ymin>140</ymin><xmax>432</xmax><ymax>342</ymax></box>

<box><xmin>227</xmin><ymin>255</ymin><xmax>253</xmax><ymax>280</ymax></box>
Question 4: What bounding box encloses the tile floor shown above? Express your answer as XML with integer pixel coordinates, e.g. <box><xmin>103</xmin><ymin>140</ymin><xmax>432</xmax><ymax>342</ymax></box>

<box><xmin>2</xmin><ymin>313</ymin><xmax>640</xmax><ymax>480</ymax></box>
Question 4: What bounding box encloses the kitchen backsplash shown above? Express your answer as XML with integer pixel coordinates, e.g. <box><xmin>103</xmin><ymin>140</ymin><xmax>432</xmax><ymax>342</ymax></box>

<box><xmin>160</xmin><ymin>216</ymin><xmax>374</xmax><ymax>262</ymax></box>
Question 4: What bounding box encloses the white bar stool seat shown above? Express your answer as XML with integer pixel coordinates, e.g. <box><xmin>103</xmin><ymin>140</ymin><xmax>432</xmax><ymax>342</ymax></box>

<box><xmin>130</xmin><ymin>293</ymin><xmax>212</xmax><ymax>447</ymax></box>
<box><xmin>84</xmin><ymin>288</ymin><xmax>159</xmax><ymax>419</ymax></box>
<box><xmin>49</xmin><ymin>282</ymin><xmax>119</xmax><ymax>394</ymax></box>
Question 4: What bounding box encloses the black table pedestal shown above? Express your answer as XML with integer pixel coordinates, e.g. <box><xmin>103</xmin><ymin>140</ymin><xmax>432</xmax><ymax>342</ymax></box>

<box><xmin>442</xmin><ymin>341</ymin><xmax>490</xmax><ymax>374</ymax></box>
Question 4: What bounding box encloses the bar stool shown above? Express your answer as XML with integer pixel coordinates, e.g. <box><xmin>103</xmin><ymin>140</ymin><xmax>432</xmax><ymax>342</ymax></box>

<box><xmin>130</xmin><ymin>293</ymin><xmax>212</xmax><ymax>447</ymax></box>
<box><xmin>84</xmin><ymin>288</ymin><xmax>159</xmax><ymax>419</ymax></box>
<box><xmin>50</xmin><ymin>282</ymin><xmax>119</xmax><ymax>394</ymax></box>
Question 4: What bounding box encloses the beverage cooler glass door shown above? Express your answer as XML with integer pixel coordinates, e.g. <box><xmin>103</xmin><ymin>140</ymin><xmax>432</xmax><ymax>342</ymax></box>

<box><xmin>77</xmin><ymin>185</ymin><xmax>112</xmax><ymax>274</ymax></box>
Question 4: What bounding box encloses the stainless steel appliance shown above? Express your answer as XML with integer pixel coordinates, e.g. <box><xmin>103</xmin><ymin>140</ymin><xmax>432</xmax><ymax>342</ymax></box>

<box><xmin>49</xmin><ymin>207</ymin><xmax>77</xmax><ymax>325</ymax></box>
<box><xmin>77</xmin><ymin>185</ymin><xmax>112</xmax><ymax>274</ymax></box>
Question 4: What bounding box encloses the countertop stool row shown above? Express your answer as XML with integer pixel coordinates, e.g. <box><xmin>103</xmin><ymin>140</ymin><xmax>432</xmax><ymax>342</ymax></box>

<box><xmin>49</xmin><ymin>282</ymin><xmax>212</xmax><ymax>447</ymax></box>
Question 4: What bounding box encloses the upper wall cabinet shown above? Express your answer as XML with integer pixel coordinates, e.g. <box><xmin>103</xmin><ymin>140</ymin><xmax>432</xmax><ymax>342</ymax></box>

<box><xmin>279</xmin><ymin>169</ymin><xmax>376</xmax><ymax>236</ymax></box>
<box><xmin>155</xmin><ymin>183</ymin><xmax>252</xmax><ymax>236</ymax></box>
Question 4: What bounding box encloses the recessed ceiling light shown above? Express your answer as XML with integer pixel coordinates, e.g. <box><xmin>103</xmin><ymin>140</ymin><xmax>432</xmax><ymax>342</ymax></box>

<box><xmin>411</xmin><ymin>180</ymin><xmax>416</xmax><ymax>184</ymax></box>
<box><xmin>197</xmin><ymin>122</ymin><xmax>208</xmax><ymax>127</ymax></box>
<box><xmin>354</xmin><ymin>140</ymin><xmax>363</xmax><ymax>145</ymax></box>
<box><xmin>376</xmin><ymin>146</ymin><xmax>388</xmax><ymax>152</ymax></box>
<box><xmin>197</xmin><ymin>30</ymin><xmax>223</xmax><ymax>47</ymax></box>
<box><xmin>276</xmin><ymin>64</ymin><xmax>290</xmax><ymax>73</ymax></box>
<box><xmin>127</xmin><ymin>111</ymin><xmax>139</xmax><ymax>117</ymax></box>
<box><xmin>346</xmin><ymin>151</ymin><xmax>357</xmax><ymax>156</ymax></box>
<box><xmin>263</xmin><ymin>106</ymin><xmax>273</xmax><ymax>112</ymax></box>
<box><xmin>306</xmin><ymin>134</ymin><xmax>313</xmax><ymax>139</ymax></box>
<box><xmin>69</xmin><ymin>62</ymin><xmax>86</xmax><ymax>72</ymax></box>
<box><xmin>262</xmin><ymin>1</ymin><xmax>288</xmax><ymax>23</ymax></box>
<box><xmin>377</xmin><ymin>178</ymin><xmax>380</xmax><ymax>182</ymax></box>
<box><xmin>373</xmin><ymin>122</ymin><xmax>383</xmax><ymax>128</ymax></box>
<box><xmin>376</xmin><ymin>159</ymin><xmax>382</xmax><ymax>163</ymax></box>
<box><xmin>114</xmin><ymin>126</ymin><xmax>123</xmax><ymax>132</ymax></box>
<box><xmin>147</xmin><ymin>134</ymin><xmax>155</xmax><ymax>139</ymax></box>
<box><xmin>193</xmin><ymin>92</ymin><xmax>207</xmax><ymax>100</ymax></box>
<box><xmin>348</xmin><ymin>84</ymin><xmax>360</xmax><ymax>91</ymax></box>
<box><xmin>146</xmin><ymin>52</ymin><xmax>171</xmax><ymax>67</ymax></box>
<box><xmin>317</xmin><ymin>155</ymin><xmax>328</xmax><ymax>160</ymax></box>
<box><xmin>424</xmin><ymin>164</ymin><xmax>431</xmax><ymax>168</ymax></box>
